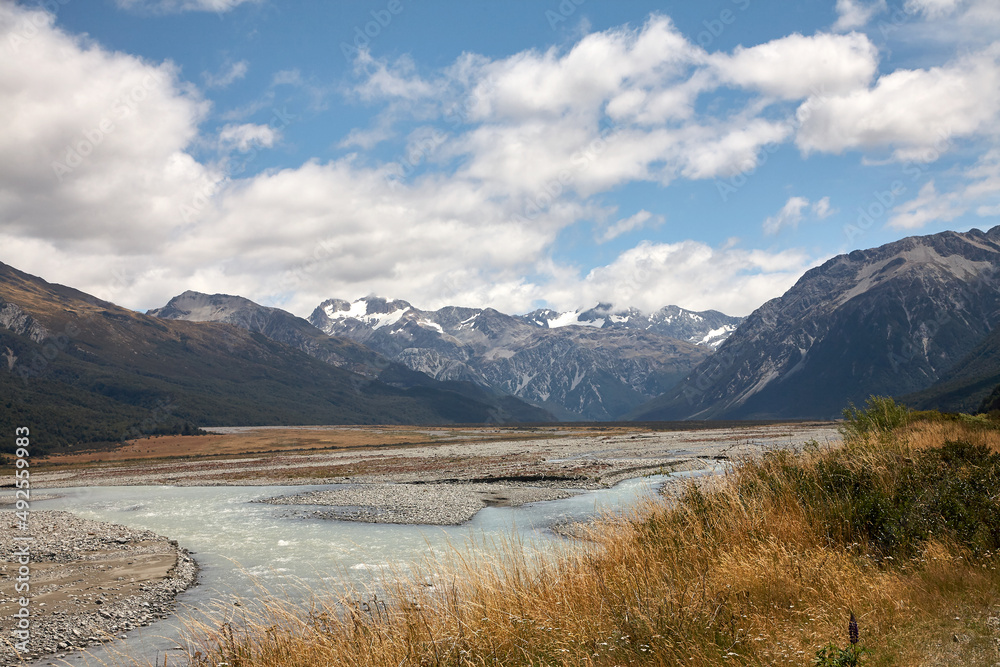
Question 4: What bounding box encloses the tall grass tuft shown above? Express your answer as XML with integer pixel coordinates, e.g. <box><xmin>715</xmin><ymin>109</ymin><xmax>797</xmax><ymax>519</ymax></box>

<box><xmin>176</xmin><ymin>408</ymin><xmax>1000</xmax><ymax>667</ymax></box>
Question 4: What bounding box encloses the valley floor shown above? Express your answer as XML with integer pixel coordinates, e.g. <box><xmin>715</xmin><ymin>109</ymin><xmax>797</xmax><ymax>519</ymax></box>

<box><xmin>26</xmin><ymin>422</ymin><xmax>840</xmax><ymax>525</ymax></box>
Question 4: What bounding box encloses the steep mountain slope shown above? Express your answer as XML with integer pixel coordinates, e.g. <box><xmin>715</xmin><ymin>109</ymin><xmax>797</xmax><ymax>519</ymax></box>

<box><xmin>309</xmin><ymin>297</ymin><xmax>713</xmax><ymax>420</ymax></box>
<box><xmin>0</xmin><ymin>263</ymin><xmax>550</xmax><ymax>452</ymax></box>
<box><xmin>901</xmin><ymin>324</ymin><xmax>1000</xmax><ymax>413</ymax></box>
<box><xmin>630</xmin><ymin>226</ymin><xmax>1000</xmax><ymax>421</ymax></box>
<box><xmin>149</xmin><ymin>291</ymin><xmax>429</xmax><ymax>387</ymax></box>
<box><xmin>979</xmin><ymin>383</ymin><xmax>1000</xmax><ymax>414</ymax></box>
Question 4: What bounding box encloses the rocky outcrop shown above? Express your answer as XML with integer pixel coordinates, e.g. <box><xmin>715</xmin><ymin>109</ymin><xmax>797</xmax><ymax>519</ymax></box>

<box><xmin>0</xmin><ymin>299</ymin><xmax>48</xmax><ymax>343</ymax></box>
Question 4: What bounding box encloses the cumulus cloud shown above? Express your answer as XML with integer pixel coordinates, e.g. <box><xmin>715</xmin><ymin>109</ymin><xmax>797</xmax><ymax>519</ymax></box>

<box><xmin>0</xmin><ymin>3</ymin><xmax>212</xmax><ymax>255</ymax></box>
<box><xmin>554</xmin><ymin>240</ymin><xmax>817</xmax><ymax>316</ymax></box>
<box><xmin>712</xmin><ymin>32</ymin><xmax>879</xmax><ymax>99</ymax></box>
<box><xmin>3</xmin><ymin>3</ymin><xmax>996</xmax><ymax>321</ymax></box>
<box><xmin>796</xmin><ymin>47</ymin><xmax>1000</xmax><ymax>158</ymax></box>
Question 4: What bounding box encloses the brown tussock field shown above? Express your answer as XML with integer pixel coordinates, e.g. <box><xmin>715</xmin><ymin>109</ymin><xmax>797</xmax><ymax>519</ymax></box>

<box><xmin>33</xmin><ymin>425</ymin><xmax>595</xmax><ymax>467</ymax></box>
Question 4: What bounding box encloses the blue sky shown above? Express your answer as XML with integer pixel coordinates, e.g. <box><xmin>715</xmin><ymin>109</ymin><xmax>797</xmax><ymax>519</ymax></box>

<box><xmin>1</xmin><ymin>0</ymin><xmax>998</xmax><ymax>317</ymax></box>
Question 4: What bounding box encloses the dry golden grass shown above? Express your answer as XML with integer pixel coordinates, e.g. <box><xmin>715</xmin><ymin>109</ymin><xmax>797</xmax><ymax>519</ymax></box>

<box><xmin>900</xmin><ymin>418</ymin><xmax>1000</xmax><ymax>452</ymax></box>
<box><xmin>165</xmin><ymin>416</ymin><xmax>1000</xmax><ymax>667</ymax></box>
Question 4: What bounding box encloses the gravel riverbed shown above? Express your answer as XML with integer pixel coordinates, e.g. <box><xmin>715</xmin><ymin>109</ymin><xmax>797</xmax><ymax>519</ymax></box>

<box><xmin>0</xmin><ymin>511</ymin><xmax>196</xmax><ymax>667</ymax></box>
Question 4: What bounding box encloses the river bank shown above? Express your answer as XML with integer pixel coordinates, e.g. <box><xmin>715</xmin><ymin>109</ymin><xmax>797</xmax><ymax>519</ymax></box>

<box><xmin>0</xmin><ymin>511</ymin><xmax>196</xmax><ymax>666</ymax></box>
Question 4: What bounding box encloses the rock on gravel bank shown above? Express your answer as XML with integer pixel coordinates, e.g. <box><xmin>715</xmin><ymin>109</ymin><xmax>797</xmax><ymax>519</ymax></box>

<box><xmin>0</xmin><ymin>511</ymin><xmax>196</xmax><ymax>666</ymax></box>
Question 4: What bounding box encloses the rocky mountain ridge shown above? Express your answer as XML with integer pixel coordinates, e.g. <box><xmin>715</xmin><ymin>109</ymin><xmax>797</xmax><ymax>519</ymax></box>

<box><xmin>308</xmin><ymin>298</ymin><xmax>726</xmax><ymax>420</ymax></box>
<box><xmin>630</xmin><ymin>225</ymin><xmax>1000</xmax><ymax>420</ymax></box>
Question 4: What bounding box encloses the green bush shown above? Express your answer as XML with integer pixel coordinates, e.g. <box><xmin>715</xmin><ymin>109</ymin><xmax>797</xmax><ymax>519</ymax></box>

<box><xmin>759</xmin><ymin>439</ymin><xmax>1000</xmax><ymax>559</ymax></box>
<box><xmin>840</xmin><ymin>396</ymin><xmax>911</xmax><ymax>443</ymax></box>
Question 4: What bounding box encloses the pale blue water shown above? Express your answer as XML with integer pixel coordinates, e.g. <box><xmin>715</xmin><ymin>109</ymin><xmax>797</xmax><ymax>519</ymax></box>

<box><xmin>26</xmin><ymin>473</ymin><xmax>714</xmax><ymax>666</ymax></box>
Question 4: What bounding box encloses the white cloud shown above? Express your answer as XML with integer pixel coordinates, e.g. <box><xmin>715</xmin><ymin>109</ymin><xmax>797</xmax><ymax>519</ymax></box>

<box><xmin>0</xmin><ymin>3</ymin><xmax>212</xmax><ymax>254</ymax></box>
<box><xmin>797</xmin><ymin>47</ymin><xmax>1000</xmax><ymax>158</ymax></box>
<box><xmin>813</xmin><ymin>196</ymin><xmax>835</xmax><ymax>219</ymax></box>
<box><xmin>887</xmin><ymin>150</ymin><xmax>1000</xmax><ymax>229</ymax></box>
<box><xmin>352</xmin><ymin>52</ymin><xmax>439</xmax><ymax>102</ymax></box>
<box><xmin>832</xmin><ymin>0</ymin><xmax>887</xmax><ymax>30</ymax></box>
<box><xmin>203</xmin><ymin>60</ymin><xmax>248</xmax><ymax>88</ymax></box>
<box><xmin>115</xmin><ymin>0</ymin><xmax>257</xmax><ymax>13</ymax></box>
<box><xmin>598</xmin><ymin>210</ymin><xmax>663</xmax><ymax>243</ymax></box>
<box><xmin>763</xmin><ymin>196</ymin><xmax>810</xmax><ymax>235</ymax></box>
<box><xmin>10</xmin><ymin>3</ymin><xmax>995</xmax><ymax>324</ymax></box>
<box><xmin>712</xmin><ymin>32</ymin><xmax>879</xmax><ymax>99</ymax></box>
<box><xmin>462</xmin><ymin>16</ymin><xmax>701</xmax><ymax>122</ymax></box>
<box><xmin>888</xmin><ymin>181</ymin><xmax>965</xmax><ymax>229</ymax></box>
<box><xmin>763</xmin><ymin>196</ymin><xmax>837</xmax><ymax>234</ymax></box>
<box><xmin>903</xmin><ymin>0</ymin><xmax>962</xmax><ymax>18</ymax></box>
<box><xmin>554</xmin><ymin>240</ymin><xmax>817</xmax><ymax>316</ymax></box>
<box><xmin>218</xmin><ymin>123</ymin><xmax>279</xmax><ymax>152</ymax></box>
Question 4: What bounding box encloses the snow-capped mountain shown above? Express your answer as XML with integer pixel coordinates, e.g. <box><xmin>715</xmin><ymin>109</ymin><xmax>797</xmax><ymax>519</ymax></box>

<box><xmin>522</xmin><ymin>304</ymin><xmax>741</xmax><ymax>348</ymax></box>
<box><xmin>147</xmin><ymin>290</ymin><xmax>554</xmax><ymax>422</ymax></box>
<box><xmin>309</xmin><ymin>297</ymin><xmax>726</xmax><ymax>420</ymax></box>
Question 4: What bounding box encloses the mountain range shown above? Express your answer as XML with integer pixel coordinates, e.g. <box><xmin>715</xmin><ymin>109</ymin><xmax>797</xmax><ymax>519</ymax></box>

<box><xmin>0</xmin><ymin>262</ymin><xmax>550</xmax><ymax>453</ymax></box>
<box><xmin>3</xmin><ymin>224</ymin><xmax>999</xmax><ymax>451</ymax></box>
<box><xmin>306</xmin><ymin>299</ymin><xmax>739</xmax><ymax>420</ymax></box>
<box><xmin>631</xmin><ymin>225</ymin><xmax>1000</xmax><ymax>420</ymax></box>
<box><xmin>150</xmin><ymin>293</ymin><xmax>736</xmax><ymax>420</ymax></box>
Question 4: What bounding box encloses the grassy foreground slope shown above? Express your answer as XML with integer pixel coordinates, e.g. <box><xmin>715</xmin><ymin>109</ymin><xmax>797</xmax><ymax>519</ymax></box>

<box><xmin>185</xmin><ymin>399</ymin><xmax>1000</xmax><ymax>666</ymax></box>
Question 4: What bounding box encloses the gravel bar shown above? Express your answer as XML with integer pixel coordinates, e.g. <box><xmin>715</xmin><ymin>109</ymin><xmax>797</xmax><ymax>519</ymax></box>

<box><xmin>261</xmin><ymin>482</ymin><xmax>574</xmax><ymax>525</ymax></box>
<box><xmin>0</xmin><ymin>511</ymin><xmax>196</xmax><ymax>666</ymax></box>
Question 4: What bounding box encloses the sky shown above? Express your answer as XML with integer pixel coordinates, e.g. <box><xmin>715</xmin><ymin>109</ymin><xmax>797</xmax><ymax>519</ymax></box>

<box><xmin>1</xmin><ymin>0</ymin><xmax>999</xmax><ymax>318</ymax></box>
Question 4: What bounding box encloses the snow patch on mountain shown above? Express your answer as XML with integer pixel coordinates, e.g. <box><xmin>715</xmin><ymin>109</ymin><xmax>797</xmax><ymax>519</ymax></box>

<box><xmin>309</xmin><ymin>295</ymin><xmax>728</xmax><ymax>420</ymax></box>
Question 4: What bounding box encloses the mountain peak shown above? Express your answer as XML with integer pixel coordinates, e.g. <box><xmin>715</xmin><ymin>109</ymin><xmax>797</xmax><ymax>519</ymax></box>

<box><xmin>314</xmin><ymin>296</ymin><xmax>415</xmax><ymax>332</ymax></box>
<box><xmin>631</xmin><ymin>225</ymin><xmax>1000</xmax><ymax>421</ymax></box>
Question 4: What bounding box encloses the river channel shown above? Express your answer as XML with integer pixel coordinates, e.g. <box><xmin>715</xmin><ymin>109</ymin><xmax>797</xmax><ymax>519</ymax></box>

<box><xmin>27</xmin><ymin>471</ymin><xmax>718</xmax><ymax>666</ymax></box>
